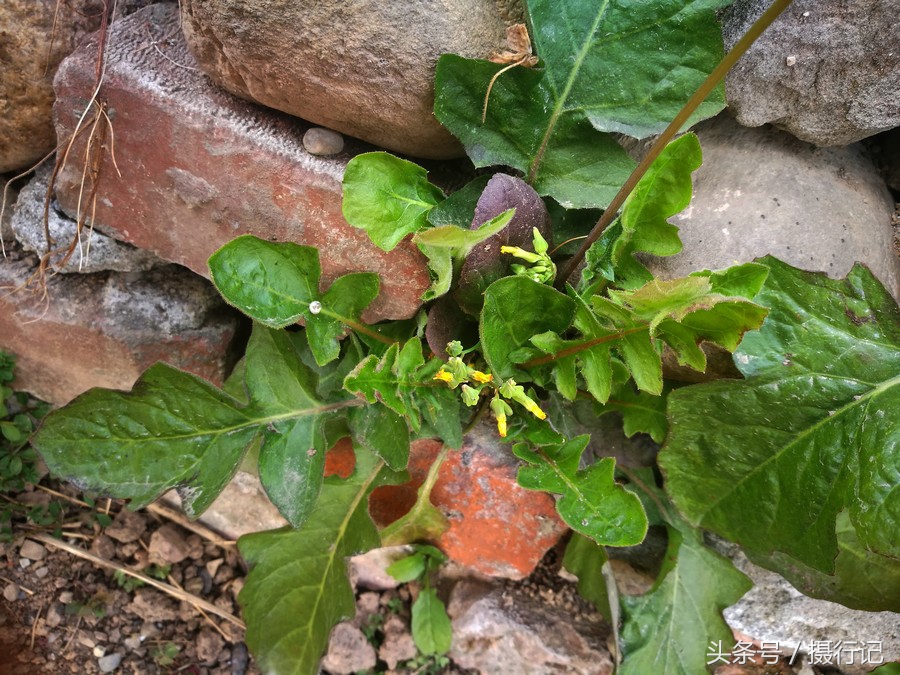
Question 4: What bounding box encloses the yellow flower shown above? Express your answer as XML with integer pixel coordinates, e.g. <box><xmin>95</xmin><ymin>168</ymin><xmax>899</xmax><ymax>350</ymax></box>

<box><xmin>496</xmin><ymin>412</ymin><xmax>508</xmax><ymax>438</ymax></box>
<box><xmin>433</xmin><ymin>368</ymin><xmax>454</xmax><ymax>384</ymax></box>
<box><xmin>470</xmin><ymin>370</ymin><xmax>493</xmax><ymax>384</ymax></box>
<box><xmin>490</xmin><ymin>396</ymin><xmax>513</xmax><ymax>439</ymax></box>
<box><xmin>522</xmin><ymin>399</ymin><xmax>547</xmax><ymax>420</ymax></box>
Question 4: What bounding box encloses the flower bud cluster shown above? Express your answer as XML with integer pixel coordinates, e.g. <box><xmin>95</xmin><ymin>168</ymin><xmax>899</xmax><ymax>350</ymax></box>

<box><xmin>500</xmin><ymin>227</ymin><xmax>556</xmax><ymax>284</ymax></box>
<box><xmin>433</xmin><ymin>342</ymin><xmax>546</xmax><ymax>438</ymax></box>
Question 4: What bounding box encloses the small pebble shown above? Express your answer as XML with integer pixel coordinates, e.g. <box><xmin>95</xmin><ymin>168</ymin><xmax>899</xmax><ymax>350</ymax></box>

<box><xmin>231</xmin><ymin>642</ymin><xmax>250</xmax><ymax>675</ymax></box>
<box><xmin>3</xmin><ymin>582</ymin><xmax>19</xmax><ymax>602</ymax></box>
<box><xmin>123</xmin><ymin>635</ymin><xmax>142</xmax><ymax>651</ymax></box>
<box><xmin>303</xmin><ymin>127</ymin><xmax>344</xmax><ymax>156</ymax></box>
<box><xmin>20</xmin><ymin>539</ymin><xmax>47</xmax><ymax>561</ymax></box>
<box><xmin>34</xmin><ymin>566</ymin><xmax>50</xmax><ymax>578</ymax></box>
<box><xmin>98</xmin><ymin>652</ymin><xmax>122</xmax><ymax>672</ymax></box>
<box><xmin>93</xmin><ymin>645</ymin><xmax>106</xmax><ymax>658</ymax></box>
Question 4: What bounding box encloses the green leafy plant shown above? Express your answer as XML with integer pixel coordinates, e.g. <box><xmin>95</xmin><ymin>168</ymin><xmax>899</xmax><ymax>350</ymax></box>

<box><xmin>28</xmin><ymin>0</ymin><xmax>898</xmax><ymax>673</ymax></box>
<box><xmin>150</xmin><ymin>641</ymin><xmax>181</xmax><ymax>667</ymax></box>
<box><xmin>0</xmin><ymin>351</ymin><xmax>56</xmax><ymax>541</ymax></box>
<box><xmin>386</xmin><ymin>545</ymin><xmax>453</xmax><ymax>657</ymax></box>
<box><xmin>0</xmin><ymin>352</ymin><xmax>48</xmax><ymax>492</ymax></box>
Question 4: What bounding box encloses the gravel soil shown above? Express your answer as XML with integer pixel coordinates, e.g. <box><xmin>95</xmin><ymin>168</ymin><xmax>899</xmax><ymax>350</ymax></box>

<box><xmin>1</xmin><ymin>482</ymin><xmax>256</xmax><ymax>674</ymax></box>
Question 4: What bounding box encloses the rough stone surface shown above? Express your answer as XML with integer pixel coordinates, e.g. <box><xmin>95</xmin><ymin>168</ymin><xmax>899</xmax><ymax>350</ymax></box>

<box><xmin>0</xmin><ymin>245</ymin><xmax>241</xmax><ymax>405</ymax></box>
<box><xmin>161</xmin><ymin>470</ymin><xmax>287</xmax><ymax>541</ymax></box>
<box><xmin>448</xmin><ymin>579</ymin><xmax>614</xmax><ymax>674</ymax></box>
<box><xmin>320</xmin><ymin>623</ymin><xmax>377</xmax><ymax>675</ymax></box>
<box><xmin>179</xmin><ymin>0</ymin><xmax>514</xmax><ymax>159</ymax></box>
<box><xmin>718</xmin><ymin>543</ymin><xmax>900</xmax><ymax>675</ymax></box>
<box><xmin>368</xmin><ymin>424</ymin><xmax>569</xmax><ymax>580</ymax></box>
<box><xmin>105</xmin><ymin>508</ymin><xmax>148</xmax><ymax>544</ymax></box>
<box><xmin>126</xmin><ymin>589</ymin><xmax>178</xmax><ymax>623</ymax></box>
<box><xmin>0</xmin><ymin>0</ymin><xmax>104</xmax><ymax>172</ymax></box>
<box><xmin>644</xmin><ymin>115</ymin><xmax>900</xmax><ymax>300</ymax></box>
<box><xmin>349</xmin><ymin>546</ymin><xmax>410</xmax><ymax>592</ymax></box>
<box><xmin>148</xmin><ymin>524</ymin><xmax>191</xmax><ymax>565</ymax></box>
<box><xmin>303</xmin><ymin>128</ymin><xmax>345</xmax><ymax>157</ymax></box>
<box><xmin>11</xmin><ymin>164</ymin><xmax>161</xmax><ymax>273</ymax></box>
<box><xmin>722</xmin><ymin>0</ymin><xmax>900</xmax><ymax>146</ymax></box>
<box><xmin>195</xmin><ymin>628</ymin><xmax>225</xmax><ymax>664</ymax></box>
<box><xmin>52</xmin><ymin>4</ymin><xmax>431</xmax><ymax>323</ymax></box>
<box><xmin>378</xmin><ymin>614</ymin><xmax>418</xmax><ymax>669</ymax></box>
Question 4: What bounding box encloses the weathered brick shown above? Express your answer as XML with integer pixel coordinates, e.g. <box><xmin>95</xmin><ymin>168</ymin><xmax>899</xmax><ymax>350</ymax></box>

<box><xmin>368</xmin><ymin>426</ymin><xmax>569</xmax><ymax>580</ymax></box>
<box><xmin>0</xmin><ymin>245</ymin><xmax>241</xmax><ymax>405</ymax></box>
<box><xmin>167</xmin><ymin>430</ymin><xmax>566</xmax><ymax>578</ymax></box>
<box><xmin>51</xmin><ymin>3</ymin><xmax>431</xmax><ymax>323</ymax></box>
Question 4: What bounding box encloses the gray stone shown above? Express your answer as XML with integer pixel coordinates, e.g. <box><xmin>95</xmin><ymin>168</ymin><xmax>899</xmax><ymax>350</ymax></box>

<box><xmin>97</xmin><ymin>652</ymin><xmax>122</xmax><ymax>673</ymax></box>
<box><xmin>448</xmin><ymin>579</ymin><xmax>614</xmax><ymax>675</ymax></box>
<box><xmin>19</xmin><ymin>538</ymin><xmax>47</xmax><ymax>560</ymax></box>
<box><xmin>0</xmin><ymin>1</ymin><xmax>104</xmax><ymax>172</ymax></box>
<box><xmin>180</xmin><ymin>0</ymin><xmax>517</xmax><ymax>159</ymax></box>
<box><xmin>11</xmin><ymin>164</ymin><xmax>160</xmax><ymax>273</ymax></box>
<box><xmin>349</xmin><ymin>546</ymin><xmax>413</xmax><ymax>592</ymax></box>
<box><xmin>718</xmin><ymin>543</ymin><xmax>900</xmax><ymax>675</ymax></box>
<box><xmin>321</xmin><ymin>623</ymin><xmax>377</xmax><ymax>674</ymax></box>
<box><xmin>643</xmin><ymin>115</ymin><xmax>899</xmax><ymax>300</ymax></box>
<box><xmin>302</xmin><ymin>128</ymin><xmax>345</xmax><ymax>157</ymax></box>
<box><xmin>378</xmin><ymin>614</ymin><xmax>417</xmax><ymax>670</ymax></box>
<box><xmin>722</xmin><ymin>0</ymin><xmax>900</xmax><ymax>146</ymax></box>
<box><xmin>161</xmin><ymin>471</ymin><xmax>287</xmax><ymax>540</ymax></box>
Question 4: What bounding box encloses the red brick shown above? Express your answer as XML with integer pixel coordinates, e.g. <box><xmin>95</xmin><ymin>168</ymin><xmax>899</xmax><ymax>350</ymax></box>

<box><xmin>51</xmin><ymin>4</ymin><xmax>430</xmax><ymax>323</ymax></box>
<box><xmin>370</xmin><ymin>427</ymin><xmax>569</xmax><ymax>580</ymax></box>
<box><xmin>0</xmin><ymin>247</ymin><xmax>240</xmax><ymax>405</ymax></box>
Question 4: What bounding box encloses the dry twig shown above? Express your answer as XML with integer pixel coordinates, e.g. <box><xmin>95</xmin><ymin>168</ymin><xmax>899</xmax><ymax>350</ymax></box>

<box><xmin>31</xmin><ymin>533</ymin><xmax>245</xmax><ymax>629</ymax></box>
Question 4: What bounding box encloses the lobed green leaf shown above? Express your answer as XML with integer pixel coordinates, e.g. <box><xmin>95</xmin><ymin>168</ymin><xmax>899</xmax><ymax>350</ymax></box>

<box><xmin>514</xmin><ymin>435</ymin><xmax>648</xmax><ymax>546</ymax></box>
<box><xmin>620</xmin><ymin>522</ymin><xmax>752</xmax><ymax>675</ymax></box>
<box><xmin>659</xmin><ymin>259</ymin><xmax>900</xmax><ymax>586</ymax></box>
<box><xmin>582</xmin><ymin>134</ymin><xmax>702</xmax><ymax>291</ymax></box>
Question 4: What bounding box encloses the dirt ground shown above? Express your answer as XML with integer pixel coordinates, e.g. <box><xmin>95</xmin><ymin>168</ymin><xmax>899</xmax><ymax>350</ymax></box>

<box><xmin>1</xmin><ymin>482</ymin><xmax>257</xmax><ymax>674</ymax></box>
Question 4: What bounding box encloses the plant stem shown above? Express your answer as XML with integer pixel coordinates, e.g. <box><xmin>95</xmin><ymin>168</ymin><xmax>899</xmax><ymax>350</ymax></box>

<box><xmin>520</xmin><ymin>325</ymin><xmax>648</xmax><ymax>368</ymax></box>
<box><xmin>321</xmin><ymin>309</ymin><xmax>397</xmax><ymax>346</ymax></box>
<box><xmin>556</xmin><ymin>0</ymin><xmax>794</xmax><ymax>289</ymax></box>
<box><xmin>617</xmin><ymin>465</ymin><xmax>673</xmax><ymax>523</ymax></box>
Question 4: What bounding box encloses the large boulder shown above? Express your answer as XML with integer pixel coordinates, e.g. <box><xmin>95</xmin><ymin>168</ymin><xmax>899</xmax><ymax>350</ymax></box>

<box><xmin>0</xmin><ymin>0</ymin><xmax>104</xmax><ymax>172</ymax></box>
<box><xmin>179</xmin><ymin>0</ymin><xmax>520</xmax><ymax>159</ymax></box>
<box><xmin>722</xmin><ymin>0</ymin><xmax>900</xmax><ymax>146</ymax></box>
